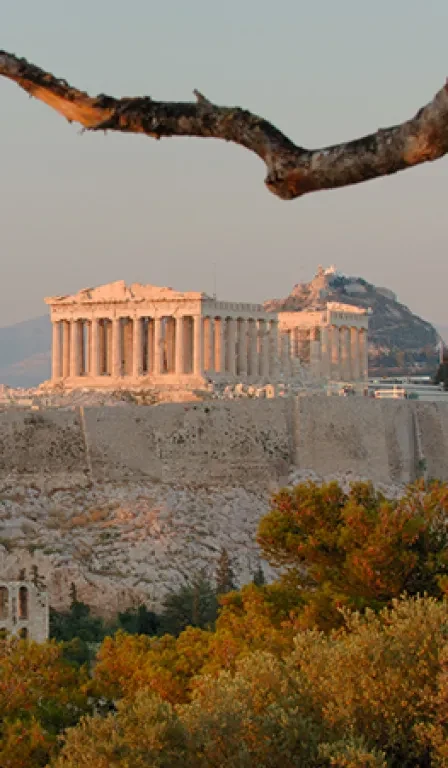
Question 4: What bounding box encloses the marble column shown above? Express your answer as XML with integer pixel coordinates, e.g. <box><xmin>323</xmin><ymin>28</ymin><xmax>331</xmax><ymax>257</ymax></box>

<box><xmin>248</xmin><ymin>319</ymin><xmax>258</xmax><ymax>377</ymax></box>
<box><xmin>91</xmin><ymin>318</ymin><xmax>100</xmax><ymax>377</ymax></box>
<box><xmin>340</xmin><ymin>327</ymin><xmax>351</xmax><ymax>381</ymax></box>
<box><xmin>193</xmin><ymin>315</ymin><xmax>203</xmax><ymax>376</ymax></box>
<box><xmin>51</xmin><ymin>321</ymin><xmax>61</xmax><ymax>380</ymax></box>
<box><xmin>182</xmin><ymin>317</ymin><xmax>193</xmax><ymax>374</ymax></box>
<box><xmin>70</xmin><ymin>320</ymin><xmax>81</xmax><ymax>377</ymax></box>
<box><xmin>226</xmin><ymin>318</ymin><xmax>237</xmax><ymax>376</ymax></box>
<box><xmin>79</xmin><ymin>321</ymin><xmax>86</xmax><ymax>375</ymax></box>
<box><xmin>175</xmin><ymin>316</ymin><xmax>184</xmax><ymax>374</ymax></box>
<box><xmin>320</xmin><ymin>325</ymin><xmax>331</xmax><ymax>378</ymax></box>
<box><xmin>331</xmin><ymin>326</ymin><xmax>340</xmax><ymax>379</ymax></box>
<box><xmin>359</xmin><ymin>330</ymin><xmax>369</xmax><ymax>380</ymax></box>
<box><xmin>351</xmin><ymin>327</ymin><xmax>360</xmax><ymax>381</ymax></box>
<box><xmin>153</xmin><ymin>318</ymin><xmax>163</xmax><ymax>374</ymax></box>
<box><xmin>165</xmin><ymin>318</ymin><xmax>176</xmax><ymax>373</ymax></box>
<box><xmin>269</xmin><ymin>320</ymin><xmax>279</xmax><ymax>378</ymax></box>
<box><xmin>147</xmin><ymin>319</ymin><xmax>155</xmax><ymax>373</ymax></box>
<box><xmin>310</xmin><ymin>328</ymin><xmax>320</xmax><ymax>375</ymax></box>
<box><xmin>106</xmin><ymin>321</ymin><xmax>113</xmax><ymax>375</ymax></box>
<box><xmin>298</xmin><ymin>329</ymin><xmax>309</xmax><ymax>363</ymax></box>
<box><xmin>204</xmin><ymin>317</ymin><xmax>215</xmax><ymax>374</ymax></box>
<box><xmin>99</xmin><ymin>321</ymin><xmax>107</xmax><ymax>375</ymax></box>
<box><xmin>85</xmin><ymin>321</ymin><xmax>91</xmax><ymax>375</ymax></box>
<box><xmin>260</xmin><ymin>320</ymin><xmax>270</xmax><ymax>378</ymax></box>
<box><xmin>62</xmin><ymin>321</ymin><xmax>70</xmax><ymax>378</ymax></box>
<box><xmin>122</xmin><ymin>320</ymin><xmax>133</xmax><ymax>375</ymax></box>
<box><xmin>214</xmin><ymin>317</ymin><xmax>226</xmax><ymax>373</ymax></box>
<box><xmin>132</xmin><ymin>318</ymin><xmax>143</xmax><ymax>378</ymax></box>
<box><xmin>112</xmin><ymin>318</ymin><xmax>122</xmax><ymax>378</ymax></box>
<box><xmin>237</xmin><ymin>319</ymin><xmax>248</xmax><ymax>377</ymax></box>
<box><xmin>280</xmin><ymin>332</ymin><xmax>290</xmax><ymax>376</ymax></box>
<box><xmin>293</xmin><ymin>327</ymin><xmax>300</xmax><ymax>358</ymax></box>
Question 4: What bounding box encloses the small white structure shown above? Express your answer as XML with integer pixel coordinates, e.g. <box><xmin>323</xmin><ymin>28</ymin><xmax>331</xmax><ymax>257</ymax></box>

<box><xmin>0</xmin><ymin>580</ymin><xmax>49</xmax><ymax>642</ymax></box>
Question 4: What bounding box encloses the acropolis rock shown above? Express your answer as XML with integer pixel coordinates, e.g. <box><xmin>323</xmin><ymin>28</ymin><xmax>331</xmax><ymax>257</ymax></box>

<box><xmin>0</xmin><ymin>395</ymin><xmax>445</xmax><ymax>615</ymax></box>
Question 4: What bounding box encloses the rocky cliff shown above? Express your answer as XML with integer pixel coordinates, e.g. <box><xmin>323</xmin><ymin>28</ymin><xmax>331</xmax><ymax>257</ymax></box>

<box><xmin>1</xmin><ymin>396</ymin><xmax>446</xmax><ymax>616</ymax></box>
<box><xmin>265</xmin><ymin>267</ymin><xmax>440</xmax><ymax>374</ymax></box>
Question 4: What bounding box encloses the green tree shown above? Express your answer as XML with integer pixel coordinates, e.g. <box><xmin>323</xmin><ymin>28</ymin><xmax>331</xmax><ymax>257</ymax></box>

<box><xmin>159</xmin><ymin>571</ymin><xmax>218</xmax><ymax>636</ymax></box>
<box><xmin>50</xmin><ymin>594</ymin><xmax>107</xmax><ymax>665</ymax></box>
<box><xmin>117</xmin><ymin>604</ymin><xmax>160</xmax><ymax>636</ymax></box>
<box><xmin>50</xmin><ymin>599</ymin><xmax>106</xmax><ymax>645</ymax></box>
<box><xmin>215</xmin><ymin>548</ymin><xmax>236</xmax><ymax>595</ymax></box>
<box><xmin>252</xmin><ymin>562</ymin><xmax>266</xmax><ymax>586</ymax></box>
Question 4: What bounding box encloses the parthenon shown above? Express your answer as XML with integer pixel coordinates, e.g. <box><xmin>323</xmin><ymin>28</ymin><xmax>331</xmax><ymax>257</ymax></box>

<box><xmin>45</xmin><ymin>282</ymin><xmax>369</xmax><ymax>389</ymax></box>
<box><xmin>46</xmin><ymin>281</ymin><xmax>279</xmax><ymax>387</ymax></box>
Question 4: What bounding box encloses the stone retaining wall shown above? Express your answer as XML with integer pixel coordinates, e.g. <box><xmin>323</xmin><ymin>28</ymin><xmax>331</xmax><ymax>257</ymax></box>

<box><xmin>0</xmin><ymin>396</ymin><xmax>446</xmax><ymax>489</ymax></box>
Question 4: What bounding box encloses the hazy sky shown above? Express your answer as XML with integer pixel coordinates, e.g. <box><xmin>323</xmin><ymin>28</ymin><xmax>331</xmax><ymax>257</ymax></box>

<box><xmin>2</xmin><ymin>1</ymin><xmax>448</xmax><ymax>327</ymax></box>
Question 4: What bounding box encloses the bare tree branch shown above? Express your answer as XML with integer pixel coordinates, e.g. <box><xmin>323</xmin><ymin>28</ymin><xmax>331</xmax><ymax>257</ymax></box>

<box><xmin>1</xmin><ymin>50</ymin><xmax>448</xmax><ymax>200</ymax></box>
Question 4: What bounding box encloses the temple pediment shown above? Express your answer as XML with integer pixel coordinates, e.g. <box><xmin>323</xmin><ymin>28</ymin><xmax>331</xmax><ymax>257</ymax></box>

<box><xmin>45</xmin><ymin>280</ymin><xmax>210</xmax><ymax>305</ymax></box>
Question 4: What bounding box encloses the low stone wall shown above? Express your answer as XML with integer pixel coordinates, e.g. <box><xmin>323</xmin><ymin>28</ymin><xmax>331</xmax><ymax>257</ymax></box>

<box><xmin>0</xmin><ymin>396</ymin><xmax>447</xmax><ymax>489</ymax></box>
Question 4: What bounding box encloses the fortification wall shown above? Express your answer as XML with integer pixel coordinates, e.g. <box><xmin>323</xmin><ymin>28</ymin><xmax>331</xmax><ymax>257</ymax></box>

<box><xmin>0</xmin><ymin>396</ymin><xmax>446</xmax><ymax>489</ymax></box>
<box><xmin>84</xmin><ymin>399</ymin><xmax>292</xmax><ymax>486</ymax></box>
<box><xmin>293</xmin><ymin>396</ymin><xmax>417</xmax><ymax>485</ymax></box>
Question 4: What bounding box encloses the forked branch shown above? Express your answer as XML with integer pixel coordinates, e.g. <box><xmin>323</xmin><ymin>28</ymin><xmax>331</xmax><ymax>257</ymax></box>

<box><xmin>1</xmin><ymin>50</ymin><xmax>448</xmax><ymax>200</ymax></box>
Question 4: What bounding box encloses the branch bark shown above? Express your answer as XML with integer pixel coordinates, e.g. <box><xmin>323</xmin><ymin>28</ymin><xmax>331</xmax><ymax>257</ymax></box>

<box><xmin>1</xmin><ymin>50</ymin><xmax>448</xmax><ymax>200</ymax></box>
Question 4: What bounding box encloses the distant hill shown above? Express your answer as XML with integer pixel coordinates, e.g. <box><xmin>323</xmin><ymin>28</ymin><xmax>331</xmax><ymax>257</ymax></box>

<box><xmin>265</xmin><ymin>267</ymin><xmax>441</xmax><ymax>376</ymax></box>
<box><xmin>0</xmin><ymin>315</ymin><xmax>51</xmax><ymax>387</ymax></box>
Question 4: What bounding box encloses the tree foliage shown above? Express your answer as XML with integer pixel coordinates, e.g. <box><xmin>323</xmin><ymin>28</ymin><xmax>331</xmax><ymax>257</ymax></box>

<box><xmin>215</xmin><ymin>548</ymin><xmax>236</xmax><ymax>595</ymax></box>
<box><xmin>159</xmin><ymin>571</ymin><xmax>218</xmax><ymax>637</ymax></box>
<box><xmin>52</xmin><ymin>597</ymin><xmax>448</xmax><ymax>767</ymax></box>
<box><xmin>257</xmin><ymin>480</ymin><xmax>448</xmax><ymax>629</ymax></box>
<box><xmin>116</xmin><ymin>604</ymin><xmax>160</xmax><ymax>637</ymax></box>
<box><xmin>3</xmin><ymin>480</ymin><xmax>448</xmax><ymax>766</ymax></box>
<box><xmin>0</xmin><ymin>638</ymin><xmax>92</xmax><ymax>767</ymax></box>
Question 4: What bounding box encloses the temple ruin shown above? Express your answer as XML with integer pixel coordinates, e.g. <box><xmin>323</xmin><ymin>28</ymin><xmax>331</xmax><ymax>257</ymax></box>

<box><xmin>45</xmin><ymin>281</ymin><xmax>369</xmax><ymax>389</ymax></box>
<box><xmin>46</xmin><ymin>281</ymin><xmax>279</xmax><ymax>388</ymax></box>
<box><xmin>279</xmin><ymin>302</ymin><xmax>369</xmax><ymax>381</ymax></box>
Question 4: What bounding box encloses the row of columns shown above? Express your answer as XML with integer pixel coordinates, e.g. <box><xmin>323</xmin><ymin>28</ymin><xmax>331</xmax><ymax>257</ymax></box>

<box><xmin>51</xmin><ymin>315</ymin><xmax>279</xmax><ymax>380</ymax></box>
<box><xmin>283</xmin><ymin>325</ymin><xmax>368</xmax><ymax>381</ymax></box>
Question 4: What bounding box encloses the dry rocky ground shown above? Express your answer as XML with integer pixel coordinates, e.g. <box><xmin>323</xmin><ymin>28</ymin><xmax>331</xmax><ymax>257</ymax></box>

<box><xmin>0</xmin><ymin>467</ymin><xmax>403</xmax><ymax>617</ymax></box>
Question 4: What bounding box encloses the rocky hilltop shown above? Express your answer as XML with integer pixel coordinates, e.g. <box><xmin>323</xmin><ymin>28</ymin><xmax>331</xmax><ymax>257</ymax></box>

<box><xmin>265</xmin><ymin>267</ymin><xmax>440</xmax><ymax>375</ymax></box>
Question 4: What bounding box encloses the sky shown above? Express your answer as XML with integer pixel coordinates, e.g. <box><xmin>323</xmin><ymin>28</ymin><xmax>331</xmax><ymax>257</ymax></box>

<box><xmin>2</xmin><ymin>0</ymin><xmax>448</xmax><ymax>328</ymax></box>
